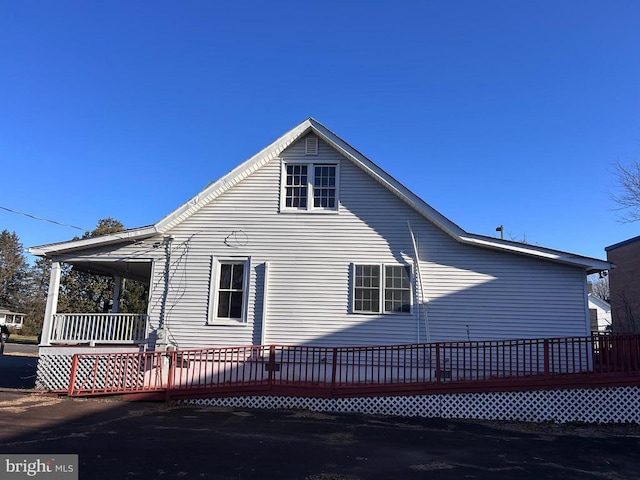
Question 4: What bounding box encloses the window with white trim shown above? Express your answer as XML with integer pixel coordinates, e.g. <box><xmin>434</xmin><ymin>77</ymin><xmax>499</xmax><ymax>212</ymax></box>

<box><xmin>209</xmin><ymin>258</ymin><xmax>250</xmax><ymax>323</ymax></box>
<box><xmin>282</xmin><ymin>162</ymin><xmax>338</xmax><ymax>211</ymax></box>
<box><xmin>353</xmin><ymin>264</ymin><xmax>412</xmax><ymax>314</ymax></box>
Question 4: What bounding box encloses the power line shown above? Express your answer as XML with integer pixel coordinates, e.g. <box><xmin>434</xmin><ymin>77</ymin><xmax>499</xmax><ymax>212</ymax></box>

<box><xmin>0</xmin><ymin>205</ymin><xmax>89</xmax><ymax>232</ymax></box>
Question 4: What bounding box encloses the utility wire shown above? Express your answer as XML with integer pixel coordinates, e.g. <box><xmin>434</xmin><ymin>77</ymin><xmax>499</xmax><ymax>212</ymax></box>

<box><xmin>0</xmin><ymin>205</ymin><xmax>89</xmax><ymax>232</ymax></box>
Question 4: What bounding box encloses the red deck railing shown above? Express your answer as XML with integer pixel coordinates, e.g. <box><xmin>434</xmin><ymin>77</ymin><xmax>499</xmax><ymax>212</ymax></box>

<box><xmin>66</xmin><ymin>333</ymin><xmax>640</xmax><ymax>399</ymax></box>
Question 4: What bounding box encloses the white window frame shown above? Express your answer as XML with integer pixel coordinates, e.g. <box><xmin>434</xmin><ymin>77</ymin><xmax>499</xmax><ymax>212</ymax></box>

<box><xmin>351</xmin><ymin>263</ymin><xmax>413</xmax><ymax>315</ymax></box>
<box><xmin>280</xmin><ymin>159</ymin><xmax>340</xmax><ymax>213</ymax></box>
<box><xmin>208</xmin><ymin>256</ymin><xmax>251</xmax><ymax>325</ymax></box>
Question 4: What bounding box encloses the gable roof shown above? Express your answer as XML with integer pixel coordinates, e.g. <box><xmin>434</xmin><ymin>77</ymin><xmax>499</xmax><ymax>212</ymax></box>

<box><xmin>28</xmin><ymin>118</ymin><xmax>611</xmax><ymax>273</ymax></box>
<box><xmin>587</xmin><ymin>293</ymin><xmax>611</xmax><ymax>311</ymax></box>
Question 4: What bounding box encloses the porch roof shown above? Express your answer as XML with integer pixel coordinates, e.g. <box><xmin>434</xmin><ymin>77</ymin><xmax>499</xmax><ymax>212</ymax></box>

<box><xmin>28</xmin><ymin>225</ymin><xmax>157</xmax><ymax>256</ymax></box>
<box><xmin>69</xmin><ymin>260</ymin><xmax>152</xmax><ymax>284</ymax></box>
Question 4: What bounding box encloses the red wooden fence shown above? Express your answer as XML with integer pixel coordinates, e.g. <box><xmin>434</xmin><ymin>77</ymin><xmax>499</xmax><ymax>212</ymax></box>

<box><xmin>66</xmin><ymin>333</ymin><xmax>640</xmax><ymax>400</ymax></box>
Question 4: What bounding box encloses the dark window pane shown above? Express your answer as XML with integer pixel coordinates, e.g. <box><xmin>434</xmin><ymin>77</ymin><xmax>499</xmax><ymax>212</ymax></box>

<box><xmin>232</xmin><ymin>264</ymin><xmax>244</xmax><ymax>289</ymax></box>
<box><xmin>217</xmin><ymin>291</ymin><xmax>231</xmax><ymax>317</ymax></box>
<box><xmin>219</xmin><ymin>264</ymin><xmax>231</xmax><ymax>289</ymax></box>
<box><xmin>371</xmin><ymin>298</ymin><xmax>379</xmax><ymax>312</ymax></box>
<box><xmin>230</xmin><ymin>291</ymin><xmax>243</xmax><ymax>318</ymax></box>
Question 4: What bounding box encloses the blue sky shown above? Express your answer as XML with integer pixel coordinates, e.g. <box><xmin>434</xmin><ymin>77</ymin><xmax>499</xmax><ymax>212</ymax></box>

<box><xmin>1</xmin><ymin>1</ymin><xmax>639</xmax><ymax>261</ymax></box>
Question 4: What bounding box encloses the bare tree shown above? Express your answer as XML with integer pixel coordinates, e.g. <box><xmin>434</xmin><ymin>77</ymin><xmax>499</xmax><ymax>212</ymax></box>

<box><xmin>612</xmin><ymin>160</ymin><xmax>640</xmax><ymax>222</ymax></box>
<box><xmin>588</xmin><ymin>275</ymin><xmax>610</xmax><ymax>303</ymax></box>
<box><xmin>612</xmin><ymin>289</ymin><xmax>640</xmax><ymax>333</ymax></box>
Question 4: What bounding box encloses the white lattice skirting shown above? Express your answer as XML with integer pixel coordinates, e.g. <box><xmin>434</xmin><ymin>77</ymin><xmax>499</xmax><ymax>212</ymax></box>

<box><xmin>186</xmin><ymin>387</ymin><xmax>640</xmax><ymax>424</ymax></box>
<box><xmin>37</xmin><ymin>353</ymin><xmax>640</xmax><ymax>423</ymax></box>
<box><xmin>36</xmin><ymin>354</ymin><xmax>74</xmax><ymax>391</ymax></box>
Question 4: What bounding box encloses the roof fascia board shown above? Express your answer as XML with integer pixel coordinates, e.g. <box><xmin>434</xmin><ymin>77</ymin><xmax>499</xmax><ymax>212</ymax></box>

<box><xmin>28</xmin><ymin>226</ymin><xmax>158</xmax><ymax>256</ymax></box>
<box><xmin>459</xmin><ymin>234</ymin><xmax>611</xmax><ymax>272</ymax></box>
<box><xmin>605</xmin><ymin>234</ymin><xmax>640</xmax><ymax>251</ymax></box>
<box><xmin>587</xmin><ymin>293</ymin><xmax>611</xmax><ymax>310</ymax></box>
<box><xmin>155</xmin><ymin>121</ymin><xmax>314</xmax><ymax>233</ymax></box>
<box><xmin>307</xmin><ymin>119</ymin><xmax>466</xmax><ymax>239</ymax></box>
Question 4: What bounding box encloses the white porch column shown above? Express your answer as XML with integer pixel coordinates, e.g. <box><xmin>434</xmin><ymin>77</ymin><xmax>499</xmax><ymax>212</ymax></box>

<box><xmin>111</xmin><ymin>276</ymin><xmax>123</xmax><ymax>313</ymax></box>
<box><xmin>40</xmin><ymin>261</ymin><xmax>61</xmax><ymax>346</ymax></box>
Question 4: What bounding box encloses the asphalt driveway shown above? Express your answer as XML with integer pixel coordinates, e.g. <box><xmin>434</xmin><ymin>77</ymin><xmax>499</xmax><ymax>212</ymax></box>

<box><xmin>0</xmin><ymin>353</ymin><xmax>38</xmax><ymax>388</ymax></box>
<box><xmin>1</xmin><ymin>391</ymin><xmax>639</xmax><ymax>479</ymax></box>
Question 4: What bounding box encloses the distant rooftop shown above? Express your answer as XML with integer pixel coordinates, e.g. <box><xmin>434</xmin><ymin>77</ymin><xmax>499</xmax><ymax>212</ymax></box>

<box><xmin>605</xmin><ymin>234</ymin><xmax>640</xmax><ymax>252</ymax></box>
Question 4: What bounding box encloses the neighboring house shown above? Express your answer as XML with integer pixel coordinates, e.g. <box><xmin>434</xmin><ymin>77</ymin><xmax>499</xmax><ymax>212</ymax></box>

<box><xmin>0</xmin><ymin>307</ymin><xmax>25</xmax><ymax>331</ymax></box>
<box><xmin>30</xmin><ymin>118</ymin><xmax>610</xmax><ymax>359</ymax></box>
<box><xmin>587</xmin><ymin>292</ymin><xmax>611</xmax><ymax>332</ymax></box>
<box><xmin>606</xmin><ymin>235</ymin><xmax>640</xmax><ymax>333</ymax></box>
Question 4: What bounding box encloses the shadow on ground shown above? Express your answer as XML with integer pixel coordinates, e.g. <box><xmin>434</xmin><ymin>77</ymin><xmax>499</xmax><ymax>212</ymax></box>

<box><xmin>0</xmin><ymin>390</ymin><xmax>639</xmax><ymax>480</ymax></box>
<box><xmin>0</xmin><ymin>355</ymin><xmax>38</xmax><ymax>388</ymax></box>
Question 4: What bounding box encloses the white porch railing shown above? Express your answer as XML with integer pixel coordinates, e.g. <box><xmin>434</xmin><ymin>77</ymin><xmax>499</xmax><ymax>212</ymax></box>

<box><xmin>50</xmin><ymin>313</ymin><xmax>148</xmax><ymax>345</ymax></box>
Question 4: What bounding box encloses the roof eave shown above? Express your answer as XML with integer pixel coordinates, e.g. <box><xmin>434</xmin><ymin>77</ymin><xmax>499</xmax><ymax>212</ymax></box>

<box><xmin>28</xmin><ymin>226</ymin><xmax>158</xmax><ymax>257</ymax></box>
<box><xmin>307</xmin><ymin>119</ymin><xmax>467</xmax><ymax>239</ymax></box>
<box><xmin>459</xmin><ymin>234</ymin><xmax>611</xmax><ymax>273</ymax></box>
<box><xmin>155</xmin><ymin>120</ymin><xmax>315</xmax><ymax>233</ymax></box>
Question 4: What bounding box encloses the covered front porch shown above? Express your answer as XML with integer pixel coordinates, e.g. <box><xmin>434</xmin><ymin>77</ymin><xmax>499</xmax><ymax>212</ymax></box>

<box><xmin>40</xmin><ymin>257</ymin><xmax>154</xmax><ymax>348</ymax></box>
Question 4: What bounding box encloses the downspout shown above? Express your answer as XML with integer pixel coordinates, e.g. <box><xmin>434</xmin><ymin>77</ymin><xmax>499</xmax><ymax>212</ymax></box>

<box><xmin>408</xmin><ymin>222</ymin><xmax>430</xmax><ymax>343</ymax></box>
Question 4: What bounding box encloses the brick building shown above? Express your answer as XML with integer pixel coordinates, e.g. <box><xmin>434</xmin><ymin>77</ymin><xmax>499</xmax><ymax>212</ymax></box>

<box><xmin>606</xmin><ymin>235</ymin><xmax>640</xmax><ymax>333</ymax></box>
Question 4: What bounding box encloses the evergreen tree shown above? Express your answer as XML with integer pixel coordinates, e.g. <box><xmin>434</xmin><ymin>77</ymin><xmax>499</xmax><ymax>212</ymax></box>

<box><xmin>0</xmin><ymin>230</ymin><xmax>29</xmax><ymax>310</ymax></box>
<box><xmin>22</xmin><ymin>257</ymin><xmax>51</xmax><ymax>335</ymax></box>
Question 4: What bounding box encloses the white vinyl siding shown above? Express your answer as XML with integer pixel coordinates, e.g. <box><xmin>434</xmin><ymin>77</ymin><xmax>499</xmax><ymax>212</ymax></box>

<box><xmin>142</xmin><ymin>134</ymin><xmax>589</xmax><ymax>349</ymax></box>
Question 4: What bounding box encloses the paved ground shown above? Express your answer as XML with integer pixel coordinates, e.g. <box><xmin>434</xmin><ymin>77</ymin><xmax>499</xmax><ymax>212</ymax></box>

<box><xmin>0</xmin><ymin>353</ymin><xmax>38</xmax><ymax>388</ymax></box>
<box><xmin>1</xmin><ymin>390</ymin><xmax>639</xmax><ymax>479</ymax></box>
<box><xmin>2</xmin><ymin>342</ymin><xmax>39</xmax><ymax>356</ymax></box>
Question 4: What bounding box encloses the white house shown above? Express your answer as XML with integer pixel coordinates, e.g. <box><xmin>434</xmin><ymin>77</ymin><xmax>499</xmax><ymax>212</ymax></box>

<box><xmin>30</xmin><ymin>118</ymin><xmax>610</xmax><ymax>375</ymax></box>
<box><xmin>588</xmin><ymin>293</ymin><xmax>612</xmax><ymax>332</ymax></box>
<box><xmin>0</xmin><ymin>307</ymin><xmax>24</xmax><ymax>331</ymax></box>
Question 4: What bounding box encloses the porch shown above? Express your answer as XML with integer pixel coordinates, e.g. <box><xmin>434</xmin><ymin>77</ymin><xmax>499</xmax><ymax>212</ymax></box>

<box><xmin>40</xmin><ymin>257</ymin><xmax>154</xmax><ymax>348</ymax></box>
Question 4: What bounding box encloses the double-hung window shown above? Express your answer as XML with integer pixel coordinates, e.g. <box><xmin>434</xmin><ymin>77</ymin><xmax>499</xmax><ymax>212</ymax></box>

<box><xmin>209</xmin><ymin>257</ymin><xmax>250</xmax><ymax>324</ymax></box>
<box><xmin>353</xmin><ymin>264</ymin><xmax>412</xmax><ymax>314</ymax></box>
<box><xmin>282</xmin><ymin>163</ymin><xmax>338</xmax><ymax>212</ymax></box>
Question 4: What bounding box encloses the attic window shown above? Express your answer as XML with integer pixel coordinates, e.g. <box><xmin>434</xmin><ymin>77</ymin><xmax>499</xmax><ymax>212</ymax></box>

<box><xmin>305</xmin><ymin>137</ymin><xmax>319</xmax><ymax>155</ymax></box>
<box><xmin>281</xmin><ymin>163</ymin><xmax>339</xmax><ymax>212</ymax></box>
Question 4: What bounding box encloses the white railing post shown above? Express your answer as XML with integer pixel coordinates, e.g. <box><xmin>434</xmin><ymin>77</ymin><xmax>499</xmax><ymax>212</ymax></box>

<box><xmin>40</xmin><ymin>261</ymin><xmax>61</xmax><ymax>346</ymax></box>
